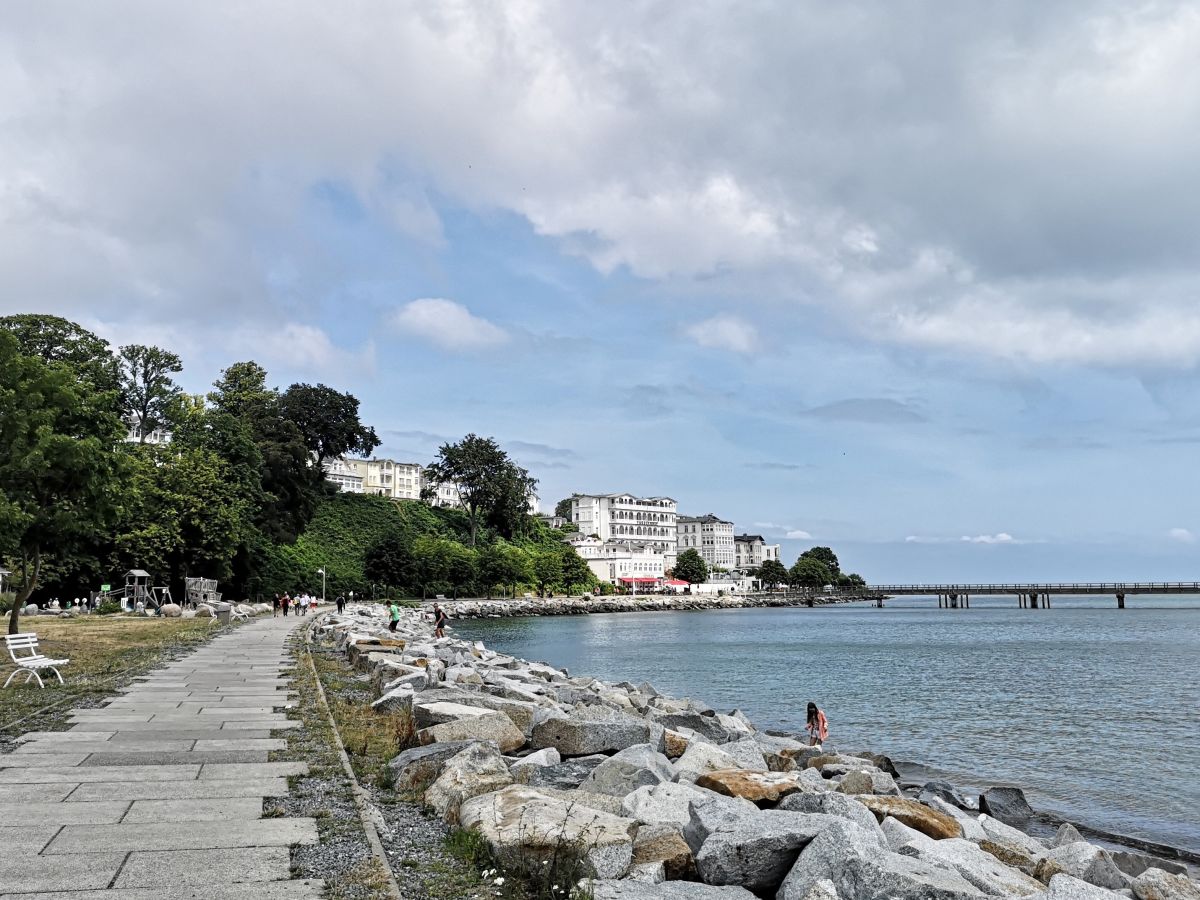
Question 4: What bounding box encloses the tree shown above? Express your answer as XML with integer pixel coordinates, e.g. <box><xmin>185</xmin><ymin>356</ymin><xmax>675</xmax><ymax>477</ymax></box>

<box><xmin>118</xmin><ymin>344</ymin><xmax>183</xmax><ymax>441</ymax></box>
<box><xmin>424</xmin><ymin>434</ymin><xmax>538</xmax><ymax>548</ymax></box>
<box><xmin>364</xmin><ymin>533</ymin><xmax>410</xmax><ymax>595</ymax></box>
<box><xmin>758</xmin><ymin>559</ymin><xmax>789</xmax><ymax>590</ymax></box>
<box><xmin>789</xmin><ymin>557</ymin><xmax>832</xmax><ymax>592</ymax></box>
<box><xmin>477</xmin><ymin>541</ymin><xmax>531</xmax><ymax>599</ymax></box>
<box><xmin>442</xmin><ymin>542</ymin><xmax>477</xmax><ymax>599</ymax></box>
<box><xmin>531</xmin><ymin>548</ymin><xmax>564</xmax><ymax>597</ymax></box>
<box><xmin>560</xmin><ymin>547</ymin><xmax>594</xmax><ymax>593</ymax></box>
<box><xmin>800</xmin><ymin>546</ymin><xmax>840</xmax><ymax>577</ymax></box>
<box><xmin>0</xmin><ymin>331</ymin><xmax>126</xmax><ymax>633</ymax></box>
<box><xmin>554</xmin><ymin>497</ymin><xmax>574</xmax><ymax>520</ymax></box>
<box><xmin>673</xmin><ymin>548</ymin><xmax>708</xmax><ymax>585</ymax></box>
<box><xmin>0</xmin><ymin>314</ymin><xmax>121</xmax><ymax>396</ymax></box>
<box><xmin>279</xmin><ymin>382</ymin><xmax>379</xmax><ymax>476</ymax></box>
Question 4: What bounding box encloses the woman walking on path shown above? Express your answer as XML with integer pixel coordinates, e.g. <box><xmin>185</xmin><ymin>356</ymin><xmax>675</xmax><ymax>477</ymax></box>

<box><xmin>272</xmin><ymin>594</ymin><xmax>280</xmax><ymax>618</ymax></box>
<box><xmin>388</xmin><ymin>600</ymin><xmax>401</xmax><ymax>632</ymax></box>
<box><xmin>281</xmin><ymin>593</ymin><xmax>291</xmax><ymax>616</ymax></box>
<box><xmin>806</xmin><ymin>702</ymin><xmax>829</xmax><ymax>746</ymax></box>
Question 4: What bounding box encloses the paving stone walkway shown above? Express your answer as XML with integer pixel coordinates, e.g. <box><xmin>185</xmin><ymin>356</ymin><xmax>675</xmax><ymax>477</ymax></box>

<box><xmin>0</xmin><ymin>615</ymin><xmax>324</xmax><ymax>899</ymax></box>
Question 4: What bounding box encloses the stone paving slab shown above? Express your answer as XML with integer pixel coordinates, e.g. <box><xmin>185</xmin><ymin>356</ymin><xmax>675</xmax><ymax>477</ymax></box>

<box><xmin>193</xmin><ymin>738</ymin><xmax>286</xmax><ymax>750</ymax></box>
<box><xmin>43</xmin><ymin>818</ymin><xmax>318</xmax><ymax>854</ymax></box>
<box><xmin>0</xmin><ymin>881</ymin><xmax>326</xmax><ymax>899</ymax></box>
<box><xmin>13</xmin><ymin>739</ymin><xmax>197</xmax><ymax>754</ymax></box>
<box><xmin>15</xmin><ymin>731</ymin><xmax>116</xmax><ymax>743</ymax></box>
<box><xmin>69</xmin><ymin>719</ymin><xmax>299</xmax><ymax>732</ymax></box>
<box><xmin>117</xmin><ymin>845</ymin><xmax>293</xmax><ymax>887</ymax></box>
<box><xmin>80</xmin><ymin>749</ymin><xmax>269</xmax><ymax>766</ymax></box>
<box><xmin>0</xmin><ymin>754</ymin><xmax>89</xmax><ymax>768</ymax></box>
<box><xmin>0</xmin><ymin>783</ymin><xmax>76</xmax><ymax>802</ymax></box>
<box><xmin>0</xmin><ymin>764</ymin><xmax>200</xmax><ymax>783</ymax></box>
<box><xmin>0</xmin><ymin>800</ymin><xmax>129</xmax><ymax>824</ymax></box>
<box><xmin>0</xmin><ymin>825</ymin><xmax>63</xmax><ymax>853</ymax></box>
<box><xmin>199</xmin><ymin>761</ymin><xmax>308</xmax><ymax>779</ymax></box>
<box><xmin>104</xmin><ymin>728</ymin><xmax>272</xmax><ymax>742</ymax></box>
<box><xmin>0</xmin><ymin>852</ymin><xmax>126</xmax><ymax>894</ymax></box>
<box><xmin>122</xmin><ymin>796</ymin><xmax>264</xmax><ymax>822</ymax></box>
<box><xmin>66</xmin><ymin>776</ymin><xmax>289</xmax><ymax>801</ymax></box>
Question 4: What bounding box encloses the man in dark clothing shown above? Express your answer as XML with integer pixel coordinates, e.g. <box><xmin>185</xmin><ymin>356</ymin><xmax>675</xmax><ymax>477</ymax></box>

<box><xmin>335</xmin><ymin>594</ymin><xmax>345</xmax><ymax>614</ymax></box>
<box><xmin>433</xmin><ymin>604</ymin><xmax>448</xmax><ymax>638</ymax></box>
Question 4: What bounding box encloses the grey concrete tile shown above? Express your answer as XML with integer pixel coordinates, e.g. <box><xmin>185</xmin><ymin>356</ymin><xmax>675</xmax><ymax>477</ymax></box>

<box><xmin>0</xmin><ymin>880</ymin><xmax>325</xmax><ymax>899</ymax></box>
<box><xmin>81</xmin><ymin>749</ymin><xmax>268</xmax><ymax>766</ymax></box>
<box><xmin>0</xmin><ymin>783</ymin><xmax>76</xmax><ymax>802</ymax></box>
<box><xmin>192</xmin><ymin>738</ymin><xmax>286</xmax><ymax>751</ymax></box>
<box><xmin>0</xmin><ymin>800</ymin><xmax>128</xmax><ymax>824</ymax></box>
<box><xmin>66</xmin><ymin>777</ymin><xmax>288</xmax><ymax>802</ymax></box>
<box><xmin>0</xmin><ymin>753</ymin><xmax>88</xmax><ymax>768</ymax></box>
<box><xmin>44</xmin><ymin>817</ymin><xmax>317</xmax><ymax>853</ymax></box>
<box><xmin>106</xmin><ymin>729</ymin><xmax>269</xmax><ymax>742</ymax></box>
<box><xmin>12</xmin><ymin>739</ymin><xmax>195</xmax><ymax>754</ymax></box>
<box><xmin>122</xmin><ymin>797</ymin><xmax>263</xmax><ymax>822</ymax></box>
<box><xmin>199</xmin><ymin>761</ymin><xmax>308</xmax><ymax>779</ymax></box>
<box><xmin>0</xmin><ymin>765</ymin><xmax>199</xmax><ymax>783</ymax></box>
<box><xmin>0</xmin><ymin>824</ymin><xmax>63</xmax><ymax>853</ymax></box>
<box><xmin>15</xmin><ymin>731</ymin><xmax>114</xmax><ymax>743</ymax></box>
<box><xmin>0</xmin><ymin>852</ymin><xmax>125</xmax><ymax>893</ymax></box>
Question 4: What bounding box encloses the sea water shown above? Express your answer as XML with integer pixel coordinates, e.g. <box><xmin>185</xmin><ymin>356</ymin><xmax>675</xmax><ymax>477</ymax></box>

<box><xmin>454</xmin><ymin>595</ymin><xmax>1200</xmax><ymax>854</ymax></box>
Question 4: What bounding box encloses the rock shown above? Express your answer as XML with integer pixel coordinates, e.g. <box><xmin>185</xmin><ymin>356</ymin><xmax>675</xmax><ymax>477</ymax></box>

<box><xmin>424</xmin><ymin>743</ymin><xmax>514</xmax><ymax>824</ymax></box>
<box><xmin>919</xmin><ymin>780</ymin><xmax>973</xmax><ymax>809</ymax></box>
<box><xmin>388</xmin><ymin>741</ymin><xmax>486</xmax><ymax>792</ymax></box>
<box><xmin>589</xmin><ymin>880</ymin><xmax>759</xmax><ymax>899</ymax></box>
<box><xmin>854</xmin><ymin>794</ymin><xmax>964</xmax><ymax>840</ymax></box>
<box><xmin>23</xmin><ymin>604</ymin><xmax>38</xmax><ymax>615</ymax></box>
<box><xmin>925</xmin><ymin>796</ymin><xmax>987</xmax><ymax>842</ymax></box>
<box><xmin>418</xmin><ymin>710</ymin><xmax>526</xmax><ymax>754</ymax></box>
<box><xmin>778</xmin><ymin>791</ymin><xmax>884</xmax><ymax>838</ymax></box>
<box><xmin>976</xmin><ymin>814</ymin><xmax>1047</xmax><ymax>874</ymax></box>
<box><xmin>624</xmin><ymin>781</ymin><xmax>751</xmax><ymax>830</ymax></box>
<box><xmin>694</xmin><ymin>769</ymin><xmax>814</xmax><ymax>807</ymax></box>
<box><xmin>522</xmin><ymin>754</ymin><xmax>608</xmax><ymax>790</ymax></box>
<box><xmin>581</xmin><ymin>744</ymin><xmax>675</xmax><ymax>797</ymax></box>
<box><xmin>1035</xmin><ymin>843</ymin><xmax>1130</xmax><ymax>891</ymax></box>
<box><xmin>194</xmin><ymin>604</ymin><xmax>215</xmax><ymax>617</ymax></box>
<box><xmin>899</xmin><ymin>836</ymin><xmax>1046</xmax><ymax>896</ymax></box>
<box><xmin>1040</xmin><ymin>873</ymin><xmax>1133</xmax><ymax>899</ymax></box>
<box><xmin>531</xmin><ymin>786</ymin><xmax>626</xmax><ymax>817</ymax></box>
<box><xmin>663</xmin><ymin>729</ymin><xmax>691</xmax><ymax>759</ymax></box>
<box><xmin>509</xmin><ymin>747</ymin><xmax>560</xmax><ymax>772</ymax></box>
<box><xmin>979</xmin><ymin>786</ymin><xmax>1035</xmax><ymax>825</ymax></box>
<box><xmin>1111</xmin><ymin>852</ymin><xmax>1189</xmax><ymax>879</ymax></box>
<box><xmin>674</xmin><ymin>741</ymin><xmax>765</xmax><ymax>783</ymax></box>
<box><xmin>414</xmin><ymin>701</ymin><xmax>494</xmax><ymax>728</ymax></box>
<box><xmin>371</xmin><ymin>685</ymin><xmax>414</xmax><ymax>715</ymax></box>
<box><xmin>160</xmin><ymin>603</ymin><xmax>182</xmax><ymax>617</ymax></box>
<box><xmin>1131</xmin><ymin>867</ymin><xmax>1200</xmax><ymax>900</ymax></box>
<box><xmin>777</xmin><ymin>818</ymin><xmax>984</xmax><ymax>900</ymax></box>
<box><xmin>632</xmin><ymin>823</ymin><xmax>696</xmax><ymax>881</ymax></box>
<box><xmin>650</xmin><ymin>712</ymin><xmax>737</xmax><ymax>744</ymax></box>
<box><xmin>882</xmin><ymin>815</ymin><xmax>935</xmax><ymax>852</ymax></box>
<box><xmin>692</xmin><ymin>809</ymin><xmax>844</xmax><ymax>894</ymax></box>
<box><xmin>459</xmin><ymin>784</ymin><xmax>636</xmax><ymax>879</ymax></box>
<box><xmin>805</xmin><ymin>753</ymin><xmax>876</xmax><ymax>771</ymax></box>
<box><xmin>835</xmin><ymin>770</ymin><xmax>875</xmax><ymax>795</ymax></box>
<box><xmin>797</xmin><ymin>880</ymin><xmax>841</xmax><ymax>900</ymax></box>
<box><xmin>1052</xmin><ymin>824</ymin><xmax>1086</xmax><ymax>848</ymax></box>
<box><xmin>530</xmin><ymin>706</ymin><xmax>651</xmax><ymax>756</ymax></box>
<box><xmin>822</xmin><ymin>763</ymin><xmax>883</xmax><ymax>779</ymax></box>
<box><xmin>751</xmin><ymin>733</ymin><xmax>812</xmax><ymax>771</ymax></box>
<box><xmin>719</xmin><ymin>738</ymin><xmax>770</xmax><ymax>771</ymax></box>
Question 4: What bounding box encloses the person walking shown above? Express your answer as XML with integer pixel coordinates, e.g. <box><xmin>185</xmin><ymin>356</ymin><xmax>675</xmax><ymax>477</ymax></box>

<box><xmin>335</xmin><ymin>594</ymin><xmax>345</xmax><ymax>614</ymax></box>
<box><xmin>299</xmin><ymin>593</ymin><xmax>307</xmax><ymax>616</ymax></box>
<box><xmin>433</xmin><ymin>603</ymin><xmax>448</xmax><ymax>639</ymax></box>
<box><xmin>272</xmin><ymin>594</ymin><xmax>280</xmax><ymax>618</ymax></box>
<box><xmin>310</xmin><ymin>594</ymin><xmax>318</xmax><ymax>615</ymax></box>
<box><xmin>805</xmin><ymin>701</ymin><xmax>829</xmax><ymax>746</ymax></box>
<box><xmin>281</xmin><ymin>593</ymin><xmax>291</xmax><ymax>616</ymax></box>
<box><xmin>388</xmin><ymin>600</ymin><xmax>401</xmax><ymax>633</ymax></box>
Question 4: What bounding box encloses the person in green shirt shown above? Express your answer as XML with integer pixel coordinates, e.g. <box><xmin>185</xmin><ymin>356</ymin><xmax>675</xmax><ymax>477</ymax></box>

<box><xmin>388</xmin><ymin>601</ymin><xmax>400</xmax><ymax>632</ymax></box>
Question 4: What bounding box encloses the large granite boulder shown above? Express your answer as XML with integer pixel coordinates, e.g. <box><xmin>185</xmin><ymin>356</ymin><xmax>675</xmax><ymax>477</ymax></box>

<box><xmin>692</xmin><ymin>810</ymin><xmax>844</xmax><ymax>894</ymax></box>
<box><xmin>853</xmin><ymin>795</ymin><xmax>964</xmax><ymax>840</ymax></box>
<box><xmin>1039</xmin><ymin>873</ymin><xmax>1135</xmax><ymax>899</ymax></box>
<box><xmin>777</xmin><ymin>818</ymin><xmax>985</xmax><ymax>900</ymax></box>
<box><xmin>674</xmin><ymin>741</ymin><xmax>766</xmax><ymax>783</ymax></box>
<box><xmin>371</xmin><ymin>684</ymin><xmax>415</xmax><ymax>715</ymax></box>
<box><xmin>649</xmin><ymin>711</ymin><xmax>738</xmax><ymax>744</ymax></box>
<box><xmin>521</xmin><ymin>754</ymin><xmax>608</xmax><ymax>790</ymax></box>
<box><xmin>581</xmin><ymin>744</ymin><xmax>674</xmax><ymax>797</ymax></box>
<box><xmin>424</xmin><ymin>743</ymin><xmax>513</xmax><ymax>824</ymax></box>
<box><xmin>530</xmin><ymin>707</ymin><xmax>651</xmax><ymax>756</ymax></box>
<box><xmin>694</xmin><ymin>769</ymin><xmax>814</xmax><ymax>807</ymax></box>
<box><xmin>919</xmin><ymin>781</ymin><xmax>974</xmax><ymax>809</ymax></box>
<box><xmin>1111</xmin><ymin>851</ymin><xmax>1189</xmax><ymax>879</ymax></box>
<box><xmin>631</xmin><ymin>823</ymin><xmax>696</xmax><ymax>882</ymax></box>
<box><xmin>1131</xmin><ymin>867</ymin><xmax>1200</xmax><ymax>900</ymax></box>
<box><xmin>590</xmin><ymin>881</ymin><xmax>758</xmax><ymax>899</ymax></box>
<box><xmin>388</xmin><ymin>741</ymin><xmax>486</xmax><ymax>792</ymax></box>
<box><xmin>977</xmin><ymin>813</ymin><xmax>1048</xmax><ymax>874</ymax></box>
<box><xmin>459</xmin><ymin>785</ymin><xmax>637</xmax><ymax>879</ymax></box>
<box><xmin>160</xmin><ymin>603</ymin><xmax>182</xmax><ymax>618</ymax></box>
<box><xmin>418</xmin><ymin>710</ymin><xmax>525</xmax><ymax>754</ymax></box>
<box><xmin>924</xmin><ymin>796</ymin><xmax>987</xmax><ymax>842</ymax></box>
<box><xmin>1034</xmin><ymin>842</ymin><xmax>1128</xmax><ymax>891</ymax></box>
<box><xmin>979</xmin><ymin>786</ymin><xmax>1034</xmax><ymax>825</ymax></box>
<box><xmin>751</xmin><ymin>733</ymin><xmax>814</xmax><ymax>771</ymax></box>
<box><xmin>415</xmin><ymin>701</ymin><xmax>495</xmax><ymax>728</ymax></box>
<box><xmin>778</xmin><ymin>791</ymin><xmax>885</xmax><ymax>838</ymax></box>
<box><xmin>898</xmin><ymin>836</ymin><xmax>1045</xmax><ymax>896</ymax></box>
<box><xmin>624</xmin><ymin>781</ymin><xmax>751</xmax><ymax>830</ymax></box>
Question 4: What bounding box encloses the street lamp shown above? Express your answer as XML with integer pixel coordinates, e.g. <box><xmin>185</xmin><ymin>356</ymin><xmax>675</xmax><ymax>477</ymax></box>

<box><xmin>316</xmin><ymin>568</ymin><xmax>326</xmax><ymax>604</ymax></box>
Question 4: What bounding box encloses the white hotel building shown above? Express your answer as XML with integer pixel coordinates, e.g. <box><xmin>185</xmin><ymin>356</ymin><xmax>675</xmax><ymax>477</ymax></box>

<box><xmin>324</xmin><ymin>456</ymin><xmax>461</xmax><ymax>507</ymax></box>
<box><xmin>570</xmin><ymin>493</ymin><xmax>678</xmax><ymax>553</ymax></box>
<box><xmin>677</xmin><ymin>513</ymin><xmax>736</xmax><ymax>570</ymax></box>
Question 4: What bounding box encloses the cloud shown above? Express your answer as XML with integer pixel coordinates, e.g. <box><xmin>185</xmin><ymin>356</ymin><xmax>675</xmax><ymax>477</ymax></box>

<box><xmin>230</xmin><ymin>322</ymin><xmax>373</xmax><ymax>379</ymax></box>
<box><xmin>685</xmin><ymin>315</ymin><xmax>758</xmax><ymax>354</ymax></box>
<box><xmin>906</xmin><ymin>533</ymin><xmax>1033</xmax><ymax>545</ymax></box>
<box><xmin>506</xmin><ymin>440</ymin><xmax>578</xmax><ymax>460</ymax></box>
<box><xmin>390</xmin><ymin>299</ymin><xmax>508</xmax><ymax>351</ymax></box>
<box><xmin>753</xmin><ymin>461</ymin><xmax>808</xmax><ymax>471</ymax></box>
<box><xmin>786</xmin><ymin>529</ymin><xmax>813</xmax><ymax>539</ymax></box>
<box><xmin>1167</xmin><ymin>527</ymin><xmax>1196</xmax><ymax>543</ymax></box>
<box><xmin>800</xmin><ymin>398</ymin><xmax>927</xmax><ymax>425</ymax></box>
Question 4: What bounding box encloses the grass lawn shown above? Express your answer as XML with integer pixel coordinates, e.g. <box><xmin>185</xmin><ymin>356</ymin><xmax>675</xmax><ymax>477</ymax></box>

<box><xmin>0</xmin><ymin>615</ymin><xmax>228</xmax><ymax>735</ymax></box>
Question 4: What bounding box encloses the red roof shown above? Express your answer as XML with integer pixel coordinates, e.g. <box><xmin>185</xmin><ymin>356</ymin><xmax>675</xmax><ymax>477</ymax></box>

<box><xmin>618</xmin><ymin>576</ymin><xmax>661</xmax><ymax>583</ymax></box>
<box><xmin>665</xmin><ymin>579</ymin><xmax>689</xmax><ymax>586</ymax></box>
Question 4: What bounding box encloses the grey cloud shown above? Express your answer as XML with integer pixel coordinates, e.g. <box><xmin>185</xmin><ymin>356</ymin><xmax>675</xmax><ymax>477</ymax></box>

<box><xmin>799</xmin><ymin>398</ymin><xmax>927</xmax><ymax>425</ymax></box>
<box><xmin>505</xmin><ymin>440</ymin><xmax>578</xmax><ymax>460</ymax></box>
<box><xmin>751</xmin><ymin>461</ymin><xmax>812</xmax><ymax>471</ymax></box>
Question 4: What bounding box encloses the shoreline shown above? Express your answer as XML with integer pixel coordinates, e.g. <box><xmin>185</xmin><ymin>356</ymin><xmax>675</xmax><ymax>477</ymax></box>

<box><xmin>437</xmin><ymin>591</ymin><xmax>873</xmax><ymax>619</ymax></box>
<box><xmin>318</xmin><ymin>603</ymin><xmax>1198</xmax><ymax>897</ymax></box>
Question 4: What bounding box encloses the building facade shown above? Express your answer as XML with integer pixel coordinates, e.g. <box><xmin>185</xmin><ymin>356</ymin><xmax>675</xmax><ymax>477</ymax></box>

<box><xmin>324</xmin><ymin>456</ymin><xmax>460</xmax><ymax>507</ymax></box>
<box><xmin>734</xmin><ymin>534</ymin><xmax>781</xmax><ymax>570</ymax></box>
<box><xmin>677</xmin><ymin>513</ymin><xmax>735</xmax><ymax>570</ymax></box>
<box><xmin>569</xmin><ymin>537</ymin><xmax>668</xmax><ymax>586</ymax></box>
<box><xmin>570</xmin><ymin>494</ymin><xmax>677</xmax><ymax>553</ymax></box>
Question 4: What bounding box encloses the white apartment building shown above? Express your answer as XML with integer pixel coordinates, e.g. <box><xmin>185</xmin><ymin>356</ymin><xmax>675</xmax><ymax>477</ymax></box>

<box><xmin>570</xmin><ymin>539</ymin><xmax>668</xmax><ymax>586</ymax></box>
<box><xmin>570</xmin><ymin>493</ymin><xmax>677</xmax><ymax>553</ymax></box>
<box><xmin>734</xmin><ymin>534</ymin><xmax>781</xmax><ymax>570</ymax></box>
<box><xmin>677</xmin><ymin>513</ymin><xmax>735</xmax><ymax>570</ymax></box>
<box><xmin>324</xmin><ymin>456</ymin><xmax>462</xmax><ymax>508</ymax></box>
<box><xmin>323</xmin><ymin>457</ymin><xmax>365</xmax><ymax>493</ymax></box>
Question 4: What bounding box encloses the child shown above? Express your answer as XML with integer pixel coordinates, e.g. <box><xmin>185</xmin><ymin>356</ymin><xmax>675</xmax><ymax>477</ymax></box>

<box><xmin>806</xmin><ymin>702</ymin><xmax>829</xmax><ymax>746</ymax></box>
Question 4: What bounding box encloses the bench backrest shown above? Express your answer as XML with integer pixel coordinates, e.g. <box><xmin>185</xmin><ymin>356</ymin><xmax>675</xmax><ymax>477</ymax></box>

<box><xmin>6</xmin><ymin>633</ymin><xmax>43</xmax><ymax>663</ymax></box>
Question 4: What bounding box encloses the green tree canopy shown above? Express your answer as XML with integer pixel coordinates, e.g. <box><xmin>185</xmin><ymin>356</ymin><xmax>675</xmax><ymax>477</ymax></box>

<box><xmin>0</xmin><ymin>314</ymin><xmax>121</xmax><ymax>396</ymax></box>
<box><xmin>531</xmin><ymin>547</ymin><xmax>564</xmax><ymax>597</ymax></box>
<box><xmin>424</xmin><ymin>434</ymin><xmax>537</xmax><ymax>547</ymax></box>
<box><xmin>758</xmin><ymin>558</ymin><xmax>789</xmax><ymax>590</ymax></box>
<box><xmin>279</xmin><ymin>382</ymin><xmax>379</xmax><ymax>474</ymax></box>
<box><xmin>118</xmin><ymin>344</ymin><xmax>183</xmax><ymax>441</ymax></box>
<box><xmin>560</xmin><ymin>547</ymin><xmax>594</xmax><ymax>592</ymax></box>
<box><xmin>477</xmin><ymin>541</ymin><xmax>531</xmax><ymax>598</ymax></box>
<box><xmin>800</xmin><ymin>546</ymin><xmax>840</xmax><ymax>576</ymax></box>
<box><xmin>673</xmin><ymin>548</ymin><xmax>708</xmax><ymax>585</ymax></box>
<box><xmin>554</xmin><ymin>497</ymin><xmax>574</xmax><ymax>519</ymax></box>
<box><xmin>0</xmin><ymin>330</ymin><xmax>126</xmax><ymax>632</ymax></box>
<box><xmin>789</xmin><ymin>557</ymin><xmax>832</xmax><ymax>591</ymax></box>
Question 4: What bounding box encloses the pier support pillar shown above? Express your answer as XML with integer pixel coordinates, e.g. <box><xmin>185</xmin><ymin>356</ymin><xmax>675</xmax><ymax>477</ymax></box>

<box><xmin>964</xmin><ymin>594</ymin><xmax>970</xmax><ymax>608</ymax></box>
<box><xmin>1044</xmin><ymin>593</ymin><xmax>1050</xmax><ymax>608</ymax></box>
<box><xmin>949</xmin><ymin>592</ymin><xmax>958</xmax><ymax>609</ymax></box>
<box><xmin>1116</xmin><ymin>592</ymin><xmax>1125</xmax><ymax>609</ymax></box>
<box><xmin>1018</xmin><ymin>594</ymin><xmax>1024</xmax><ymax>608</ymax></box>
<box><xmin>876</xmin><ymin>596</ymin><xmax>884</xmax><ymax>608</ymax></box>
<box><xmin>1030</xmin><ymin>593</ymin><xmax>1040</xmax><ymax>609</ymax></box>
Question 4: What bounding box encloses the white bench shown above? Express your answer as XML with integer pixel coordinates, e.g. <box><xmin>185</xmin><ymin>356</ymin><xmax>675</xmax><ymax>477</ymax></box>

<box><xmin>4</xmin><ymin>633</ymin><xmax>69</xmax><ymax>688</ymax></box>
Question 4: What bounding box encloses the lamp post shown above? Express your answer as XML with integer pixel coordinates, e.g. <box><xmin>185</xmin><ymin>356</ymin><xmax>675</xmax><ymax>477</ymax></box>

<box><xmin>317</xmin><ymin>568</ymin><xmax>326</xmax><ymax>604</ymax></box>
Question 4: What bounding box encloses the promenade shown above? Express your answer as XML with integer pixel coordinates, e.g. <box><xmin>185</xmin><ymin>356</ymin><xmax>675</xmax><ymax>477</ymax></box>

<box><xmin>0</xmin><ymin>616</ymin><xmax>323</xmax><ymax>899</ymax></box>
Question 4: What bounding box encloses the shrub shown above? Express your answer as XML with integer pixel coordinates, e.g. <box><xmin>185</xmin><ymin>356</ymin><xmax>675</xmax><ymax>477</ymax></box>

<box><xmin>97</xmin><ymin>600</ymin><xmax>122</xmax><ymax>615</ymax></box>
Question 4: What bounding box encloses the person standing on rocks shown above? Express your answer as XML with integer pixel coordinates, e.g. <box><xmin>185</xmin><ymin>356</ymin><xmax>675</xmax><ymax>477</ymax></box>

<box><xmin>806</xmin><ymin>701</ymin><xmax>829</xmax><ymax>746</ymax></box>
<box><xmin>335</xmin><ymin>594</ymin><xmax>345</xmax><ymax>614</ymax></box>
<box><xmin>433</xmin><ymin>603</ymin><xmax>447</xmax><ymax>638</ymax></box>
<box><xmin>388</xmin><ymin>600</ymin><xmax>401</xmax><ymax>633</ymax></box>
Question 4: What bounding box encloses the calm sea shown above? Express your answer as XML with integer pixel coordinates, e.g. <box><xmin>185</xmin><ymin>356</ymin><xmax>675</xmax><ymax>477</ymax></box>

<box><xmin>453</xmin><ymin>595</ymin><xmax>1200</xmax><ymax>854</ymax></box>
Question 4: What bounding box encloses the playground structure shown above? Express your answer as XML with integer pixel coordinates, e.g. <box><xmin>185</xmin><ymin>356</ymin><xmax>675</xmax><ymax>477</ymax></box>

<box><xmin>185</xmin><ymin>576</ymin><xmax>221</xmax><ymax>608</ymax></box>
<box><xmin>99</xmin><ymin>569</ymin><xmax>173</xmax><ymax>612</ymax></box>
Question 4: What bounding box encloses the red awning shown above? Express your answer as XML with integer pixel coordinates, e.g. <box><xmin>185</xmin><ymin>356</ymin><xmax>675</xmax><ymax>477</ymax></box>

<box><xmin>665</xmin><ymin>579</ymin><xmax>689</xmax><ymax>586</ymax></box>
<box><xmin>618</xmin><ymin>577</ymin><xmax>661</xmax><ymax>583</ymax></box>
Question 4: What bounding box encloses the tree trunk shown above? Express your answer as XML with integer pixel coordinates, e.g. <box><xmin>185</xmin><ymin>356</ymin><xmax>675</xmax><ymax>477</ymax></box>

<box><xmin>9</xmin><ymin>548</ymin><xmax>40</xmax><ymax>635</ymax></box>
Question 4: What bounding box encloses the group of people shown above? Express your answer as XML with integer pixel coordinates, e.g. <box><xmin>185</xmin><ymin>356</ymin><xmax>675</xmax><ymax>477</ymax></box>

<box><xmin>385</xmin><ymin>600</ymin><xmax>447</xmax><ymax>637</ymax></box>
<box><xmin>272</xmin><ymin>592</ymin><xmax>320</xmax><ymax>617</ymax></box>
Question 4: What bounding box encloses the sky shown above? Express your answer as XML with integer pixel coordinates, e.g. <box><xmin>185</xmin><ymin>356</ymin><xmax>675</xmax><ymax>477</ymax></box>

<box><xmin>4</xmin><ymin>1</ymin><xmax>1200</xmax><ymax>581</ymax></box>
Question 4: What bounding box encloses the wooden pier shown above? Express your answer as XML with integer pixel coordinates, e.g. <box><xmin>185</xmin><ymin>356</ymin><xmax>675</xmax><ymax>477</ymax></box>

<box><xmin>866</xmin><ymin>582</ymin><xmax>1200</xmax><ymax>609</ymax></box>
